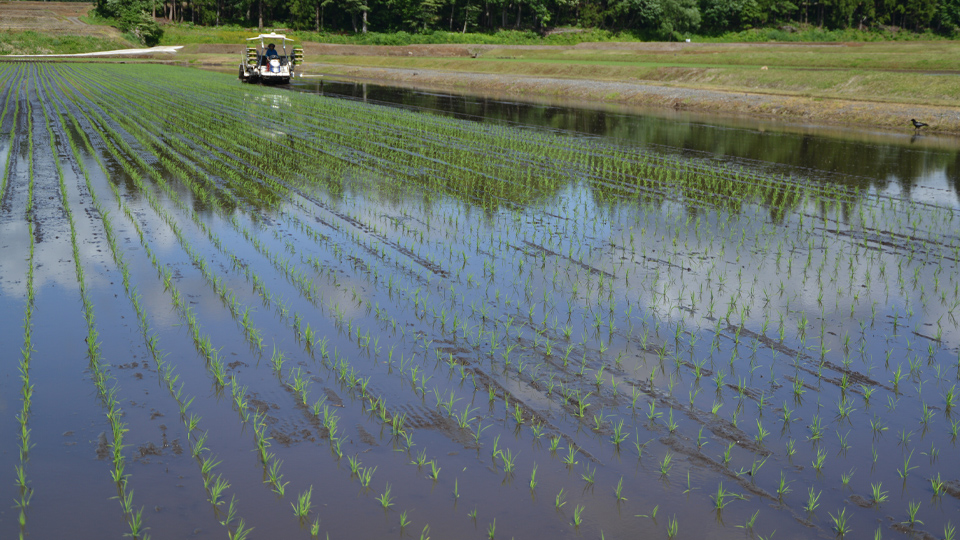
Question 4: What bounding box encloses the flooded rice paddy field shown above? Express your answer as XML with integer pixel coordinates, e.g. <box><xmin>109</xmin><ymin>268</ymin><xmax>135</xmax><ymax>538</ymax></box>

<box><xmin>1</xmin><ymin>62</ymin><xmax>959</xmax><ymax>540</ymax></box>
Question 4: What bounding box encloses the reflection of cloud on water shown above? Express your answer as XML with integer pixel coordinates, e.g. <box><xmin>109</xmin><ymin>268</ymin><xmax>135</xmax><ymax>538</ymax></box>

<box><xmin>0</xmin><ymin>221</ymin><xmax>31</xmax><ymax>298</ymax></box>
<box><xmin>878</xmin><ymin>169</ymin><xmax>960</xmax><ymax>210</ymax></box>
<box><xmin>578</xmin><ymin>194</ymin><xmax>960</xmax><ymax>373</ymax></box>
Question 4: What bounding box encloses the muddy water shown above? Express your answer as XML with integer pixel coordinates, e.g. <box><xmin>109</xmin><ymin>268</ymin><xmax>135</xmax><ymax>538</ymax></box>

<box><xmin>290</xmin><ymin>77</ymin><xmax>960</xmax><ymax>207</ymax></box>
<box><xmin>1</xmin><ymin>63</ymin><xmax>959</xmax><ymax>540</ymax></box>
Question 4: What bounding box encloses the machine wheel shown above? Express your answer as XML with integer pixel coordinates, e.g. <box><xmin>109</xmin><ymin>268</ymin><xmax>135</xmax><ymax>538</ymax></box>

<box><xmin>238</xmin><ymin>64</ymin><xmax>247</xmax><ymax>82</ymax></box>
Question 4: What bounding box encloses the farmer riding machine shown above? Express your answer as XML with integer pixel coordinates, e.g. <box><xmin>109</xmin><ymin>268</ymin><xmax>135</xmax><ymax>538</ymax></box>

<box><xmin>239</xmin><ymin>32</ymin><xmax>303</xmax><ymax>84</ymax></box>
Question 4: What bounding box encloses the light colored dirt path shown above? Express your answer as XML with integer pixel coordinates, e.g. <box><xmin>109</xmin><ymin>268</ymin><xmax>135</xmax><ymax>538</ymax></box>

<box><xmin>3</xmin><ymin>45</ymin><xmax>183</xmax><ymax>57</ymax></box>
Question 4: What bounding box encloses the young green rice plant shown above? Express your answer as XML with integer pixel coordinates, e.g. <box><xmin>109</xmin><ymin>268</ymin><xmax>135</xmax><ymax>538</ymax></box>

<box><xmin>841</xmin><ymin>469</ymin><xmax>854</xmax><ymax>487</ymax></box>
<box><xmin>555</xmin><ymin>488</ymin><xmax>567</xmax><ymax>510</ymax></box>
<box><xmin>666</xmin><ymin>410</ymin><xmax>679</xmax><ymax>433</ymax></box>
<box><xmin>581</xmin><ymin>464</ymin><xmax>595</xmax><ymax>484</ymax></box>
<box><xmin>722</xmin><ymin>442</ymin><xmax>736</xmax><ymax>466</ymax></box>
<box><xmin>549</xmin><ymin>436</ymin><xmax>561</xmax><ymax>452</ymax></box>
<box><xmin>126</xmin><ymin>506</ymin><xmax>147</xmax><ymax>538</ymax></box>
<box><xmin>659</xmin><ymin>452</ymin><xmax>673</xmax><ymax>476</ymax></box>
<box><xmin>711</xmin><ymin>482</ymin><xmax>743</xmax><ymax>510</ymax></box>
<box><xmin>898</xmin><ymin>450</ymin><xmax>918</xmax><ymax>480</ymax></box>
<box><xmin>208</xmin><ymin>474</ymin><xmax>230</xmax><ymax>506</ymax></box>
<box><xmin>513</xmin><ymin>403</ymin><xmax>524</xmax><ymax>425</ymax></box>
<box><xmin>870</xmin><ymin>483</ymin><xmax>888</xmax><ymax>505</ymax></box>
<box><xmin>501</xmin><ymin>450</ymin><xmax>517</xmax><ymax>475</ymax></box>
<box><xmin>266</xmin><ymin>459</ymin><xmax>288</xmax><ymax>496</ymax></box>
<box><xmin>903</xmin><ymin>501</ymin><xmax>922</xmax><ymax>527</ymax></box>
<box><xmin>804</xmin><ymin>488</ymin><xmax>821</xmax><ymax>513</ymax></box>
<box><xmin>736</xmin><ymin>511</ymin><xmax>760</xmax><ymax>531</ymax></box>
<box><xmin>776</xmin><ymin>471</ymin><xmax>792</xmax><ymax>499</ymax></box>
<box><xmin>359</xmin><ymin>466</ymin><xmax>376</xmax><ymax>488</ymax></box>
<box><xmin>376</xmin><ymin>484</ymin><xmax>394</xmax><ymax>509</ymax></box>
<box><xmin>931</xmin><ymin>473</ymin><xmax>946</xmax><ymax>496</ymax></box>
<box><xmin>667</xmin><ymin>515</ymin><xmax>678</xmax><ymax>538</ymax></box>
<box><xmin>292</xmin><ymin>486</ymin><xmax>313</xmax><ymax>519</ymax></box>
<box><xmin>812</xmin><ymin>448</ymin><xmax>827</xmax><ymax>472</ymax></box>
<box><xmin>229</xmin><ymin>519</ymin><xmax>252</xmax><ymax>540</ymax></box>
<box><xmin>647</xmin><ymin>401</ymin><xmax>662</xmax><ymax>423</ymax></box>
<box><xmin>829</xmin><ymin>508</ymin><xmax>851</xmax><ymax>537</ymax></box>
<box><xmin>573</xmin><ymin>505</ymin><xmax>584</xmax><ymax>527</ymax></box>
<box><xmin>755</xmin><ymin>419</ymin><xmax>769</xmax><ymax>445</ymax></box>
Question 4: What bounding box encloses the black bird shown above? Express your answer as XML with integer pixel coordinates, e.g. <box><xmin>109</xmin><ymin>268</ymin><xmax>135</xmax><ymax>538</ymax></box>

<box><xmin>911</xmin><ymin>119</ymin><xmax>929</xmax><ymax>131</ymax></box>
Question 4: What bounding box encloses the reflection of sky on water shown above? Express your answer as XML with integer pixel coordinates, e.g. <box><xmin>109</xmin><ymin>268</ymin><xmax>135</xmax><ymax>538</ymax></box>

<box><xmin>877</xmin><ymin>168</ymin><xmax>960</xmax><ymax>208</ymax></box>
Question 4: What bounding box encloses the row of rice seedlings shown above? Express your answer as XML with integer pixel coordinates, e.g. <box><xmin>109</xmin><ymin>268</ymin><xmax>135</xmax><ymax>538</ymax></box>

<box><xmin>32</xmin><ymin>68</ymin><xmax>148</xmax><ymax>538</ymax></box>
<box><xmin>39</xmin><ymin>64</ymin><xmax>255</xmax><ymax>539</ymax></box>
<box><xmin>13</xmin><ymin>71</ymin><xmax>35</xmax><ymax>540</ymax></box>
<box><xmin>43</xmin><ymin>64</ymin><xmax>261</xmax><ymax>536</ymax></box>
<box><xmin>0</xmin><ymin>64</ymin><xmax>21</xmax><ymax>203</ymax></box>
<box><xmin>51</xmin><ymin>85</ymin><xmax>337</xmax><ymax>538</ymax></box>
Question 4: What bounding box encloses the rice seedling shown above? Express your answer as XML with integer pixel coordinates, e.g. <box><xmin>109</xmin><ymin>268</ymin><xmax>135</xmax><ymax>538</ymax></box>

<box><xmin>829</xmin><ymin>508</ymin><xmax>851</xmax><ymax>537</ymax></box>
<box><xmin>667</xmin><ymin>515</ymin><xmax>678</xmax><ymax>538</ymax></box>
<box><xmin>805</xmin><ymin>488</ymin><xmax>822</xmax><ymax>513</ymax></box>
<box><xmin>292</xmin><ymin>486</ymin><xmax>313</xmax><ymax>519</ymax></box>
<box><xmin>581</xmin><ymin>465</ymin><xmax>595</xmax><ymax>484</ymax></box>
<box><xmin>659</xmin><ymin>452</ymin><xmax>674</xmax><ymax>476</ymax></box>
<box><xmin>573</xmin><ymin>505</ymin><xmax>585</xmax><ymax>527</ymax></box>
<box><xmin>376</xmin><ymin>484</ymin><xmax>394</xmax><ymax>509</ymax></box>
<box><xmin>903</xmin><ymin>501</ymin><xmax>923</xmax><ymax>527</ymax></box>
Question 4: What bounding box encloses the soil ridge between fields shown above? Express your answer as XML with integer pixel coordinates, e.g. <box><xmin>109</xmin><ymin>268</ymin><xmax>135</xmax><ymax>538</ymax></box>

<box><xmin>301</xmin><ymin>62</ymin><xmax>960</xmax><ymax>134</ymax></box>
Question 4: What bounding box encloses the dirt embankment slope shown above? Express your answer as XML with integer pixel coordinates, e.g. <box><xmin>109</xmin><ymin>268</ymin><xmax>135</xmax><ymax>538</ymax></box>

<box><xmin>0</xmin><ymin>1</ymin><xmax>121</xmax><ymax>38</ymax></box>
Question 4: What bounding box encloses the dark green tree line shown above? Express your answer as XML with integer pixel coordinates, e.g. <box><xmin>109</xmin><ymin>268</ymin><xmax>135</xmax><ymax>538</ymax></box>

<box><xmin>96</xmin><ymin>0</ymin><xmax>956</xmax><ymax>43</ymax></box>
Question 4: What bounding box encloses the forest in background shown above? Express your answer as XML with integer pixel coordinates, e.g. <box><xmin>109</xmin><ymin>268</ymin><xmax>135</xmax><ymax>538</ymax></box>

<box><xmin>84</xmin><ymin>0</ymin><xmax>960</xmax><ymax>45</ymax></box>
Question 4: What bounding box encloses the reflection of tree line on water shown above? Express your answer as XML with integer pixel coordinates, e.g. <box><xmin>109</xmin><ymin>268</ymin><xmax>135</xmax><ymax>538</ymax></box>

<box><xmin>308</xmin><ymin>79</ymin><xmax>960</xmax><ymax>201</ymax></box>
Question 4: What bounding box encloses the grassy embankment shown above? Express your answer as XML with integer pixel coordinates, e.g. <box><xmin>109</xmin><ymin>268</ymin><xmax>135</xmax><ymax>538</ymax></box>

<box><xmin>302</xmin><ymin>42</ymin><xmax>960</xmax><ymax>107</ymax></box>
<box><xmin>160</xmin><ymin>24</ymin><xmax>960</xmax><ymax>120</ymax></box>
